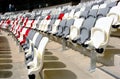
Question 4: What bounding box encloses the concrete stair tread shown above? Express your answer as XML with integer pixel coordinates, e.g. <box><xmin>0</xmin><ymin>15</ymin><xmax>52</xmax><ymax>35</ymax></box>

<box><xmin>43</xmin><ymin>61</ymin><xmax>66</xmax><ymax>69</ymax></box>
<box><xmin>44</xmin><ymin>55</ymin><xmax>59</xmax><ymax>60</ymax></box>
<box><xmin>100</xmin><ymin>66</ymin><xmax>120</xmax><ymax>79</ymax></box>
<box><xmin>43</xmin><ymin>69</ymin><xmax>77</xmax><ymax>79</ymax></box>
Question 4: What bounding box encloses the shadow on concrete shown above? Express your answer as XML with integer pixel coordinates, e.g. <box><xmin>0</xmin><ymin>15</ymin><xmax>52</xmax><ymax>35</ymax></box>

<box><xmin>98</xmin><ymin>48</ymin><xmax>120</xmax><ymax>66</ymax></box>
<box><xmin>0</xmin><ymin>51</ymin><xmax>11</xmax><ymax>54</ymax></box>
<box><xmin>0</xmin><ymin>59</ymin><xmax>12</xmax><ymax>63</ymax></box>
<box><xmin>0</xmin><ymin>64</ymin><xmax>13</xmax><ymax>69</ymax></box>
<box><xmin>111</xmin><ymin>29</ymin><xmax>120</xmax><ymax>37</ymax></box>
<box><xmin>0</xmin><ymin>36</ymin><xmax>10</xmax><ymax>51</ymax></box>
<box><xmin>43</xmin><ymin>61</ymin><xmax>66</xmax><ymax>68</ymax></box>
<box><xmin>0</xmin><ymin>71</ymin><xmax>12</xmax><ymax>78</ymax></box>
<box><xmin>44</xmin><ymin>56</ymin><xmax>59</xmax><ymax>60</ymax></box>
<box><xmin>0</xmin><ymin>54</ymin><xmax>12</xmax><ymax>58</ymax></box>
<box><xmin>44</xmin><ymin>51</ymin><xmax>53</xmax><ymax>55</ymax></box>
<box><xmin>44</xmin><ymin>69</ymin><xmax>77</xmax><ymax>79</ymax></box>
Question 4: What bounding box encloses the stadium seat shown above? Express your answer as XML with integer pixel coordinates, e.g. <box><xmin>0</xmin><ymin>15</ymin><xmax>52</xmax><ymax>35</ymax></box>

<box><xmin>27</xmin><ymin>37</ymin><xmax>49</xmax><ymax>79</ymax></box>
<box><xmin>85</xmin><ymin>17</ymin><xmax>113</xmax><ymax>53</ymax></box>
<box><xmin>62</xmin><ymin>19</ymin><xmax>75</xmax><ymax>39</ymax></box>
<box><xmin>67</xmin><ymin>18</ymin><xmax>84</xmax><ymax>41</ymax></box>
<box><xmin>107</xmin><ymin>5</ymin><xmax>120</xmax><ymax>28</ymax></box>
<box><xmin>56</xmin><ymin>19</ymin><xmax>67</xmax><ymax>37</ymax></box>
<box><xmin>76</xmin><ymin>16</ymin><xmax>96</xmax><ymax>45</ymax></box>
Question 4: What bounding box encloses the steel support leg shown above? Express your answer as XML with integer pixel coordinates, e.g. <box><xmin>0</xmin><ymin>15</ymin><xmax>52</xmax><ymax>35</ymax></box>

<box><xmin>89</xmin><ymin>49</ymin><xmax>97</xmax><ymax>72</ymax></box>
<box><xmin>62</xmin><ymin>38</ymin><xmax>66</xmax><ymax>51</ymax></box>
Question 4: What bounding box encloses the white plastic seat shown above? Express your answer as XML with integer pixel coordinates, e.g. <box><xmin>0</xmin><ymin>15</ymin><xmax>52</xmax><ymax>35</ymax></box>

<box><xmin>107</xmin><ymin>6</ymin><xmax>120</xmax><ymax>26</ymax></box>
<box><xmin>68</xmin><ymin>9</ymin><xmax>75</xmax><ymax>19</ymax></box>
<box><xmin>38</xmin><ymin>20</ymin><xmax>45</xmax><ymax>31</ymax></box>
<box><xmin>67</xmin><ymin>18</ymin><xmax>84</xmax><ymax>40</ymax></box>
<box><xmin>40</xmin><ymin>20</ymin><xmax>48</xmax><ymax>31</ymax></box>
<box><xmin>74</xmin><ymin>10</ymin><xmax>82</xmax><ymax>18</ymax></box>
<box><xmin>43</xmin><ymin>20</ymin><xmax>51</xmax><ymax>32</ymax></box>
<box><xmin>91</xmin><ymin>4</ymin><xmax>99</xmax><ymax>10</ymax></box>
<box><xmin>85</xmin><ymin>17</ymin><xmax>113</xmax><ymax>53</ymax></box>
<box><xmin>25</xmin><ymin>32</ymin><xmax>39</xmax><ymax>57</ymax></box>
<box><xmin>25</xmin><ymin>20</ymin><xmax>34</xmax><ymax>28</ymax></box>
<box><xmin>27</xmin><ymin>37</ymin><xmax>49</xmax><ymax>79</ymax></box>
<box><xmin>50</xmin><ymin>19</ymin><xmax>61</xmax><ymax>34</ymax></box>
<box><xmin>17</xmin><ymin>28</ymin><xmax>27</xmax><ymax>42</ymax></box>
<box><xmin>99</xmin><ymin>3</ymin><xmax>107</xmax><ymax>9</ymax></box>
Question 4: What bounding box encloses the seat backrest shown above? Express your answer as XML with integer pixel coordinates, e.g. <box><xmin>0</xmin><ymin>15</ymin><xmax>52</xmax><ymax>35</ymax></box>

<box><xmin>69</xmin><ymin>18</ymin><xmax>84</xmax><ymax>40</ymax></box>
<box><xmin>88</xmin><ymin>9</ymin><xmax>98</xmax><ymax>18</ymax></box>
<box><xmin>80</xmin><ymin>10</ymin><xmax>89</xmax><ymax>18</ymax></box>
<box><xmin>34</xmin><ymin>34</ymin><xmax>43</xmax><ymax>49</ymax></box>
<box><xmin>25</xmin><ymin>20</ymin><xmax>34</xmax><ymax>28</ymax></box>
<box><xmin>94</xmin><ymin>17</ymin><xmax>113</xmax><ymax>34</ymax></box>
<box><xmin>28</xmin><ymin>30</ymin><xmax>36</xmax><ymax>40</ymax></box>
<box><xmin>44</xmin><ymin>20</ymin><xmax>51</xmax><ymax>32</ymax></box>
<box><xmin>92</xmin><ymin>4</ymin><xmax>99</xmax><ymax>9</ymax></box>
<box><xmin>97</xmin><ymin>7</ymin><xmax>110</xmax><ymax>17</ymax></box>
<box><xmin>68</xmin><ymin>9</ymin><xmax>75</xmax><ymax>19</ymax></box>
<box><xmin>51</xmin><ymin>19</ymin><xmax>61</xmax><ymax>34</ymax></box>
<box><xmin>81</xmin><ymin>17</ymin><xmax>96</xmax><ymax>30</ymax></box>
<box><xmin>106</xmin><ymin>1</ymin><xmax>117</xmax><ymax>8</ymax></box>
<box><xmin>37</xmin><ymin>37</ymin><xmax>49</xmax><ymax>59</ymax></box>
<box><xmin>107</xmin><ymin>6</ymin><xmax>120</xmax><ymax>25</ymax></box>
<box><xmin>58</xmin><ymin>13</ymin><xmax>64</xmax><ymax>20</ymax></box>
<box><xmin>47</xmin><ymin>19</ymin><xmax>55</xmax><ymax>32</ymax></box>
<box><xmin>21</xmin><ymin>27</ymin><xmax>27</xmax><ymax>35</ymax></box>
<box><xmin>74</xmin><ymin>10</ymin><xmax>82</xmax><ymax>18</ymax></box>
<box><xmin>117</xmin><ymin>2</ymin><xmax>120</xmax><ymax>6</ymax></box>
<box><xmin>99</xmin><ymin>3</ymin><xmax>107</xmax><ymax>9</ymax></box>
<box><xmin>63</xmin><ymin>19</ymin><xmax>74</xmax><ymax>36</ymax></box>
<box><xmin>65</xmin><ymin>19</ymin><xmax>75</xmax><ymax>27</ymax></box>
<box><xmin>38</xmin><ymin>20</ymin><xmax>45</xmax><ymax>30</ymax></box>
<box><xmin>32</xmin><ymin>32</ymin><xmax>39</xmax><ymax>44</ymax></box>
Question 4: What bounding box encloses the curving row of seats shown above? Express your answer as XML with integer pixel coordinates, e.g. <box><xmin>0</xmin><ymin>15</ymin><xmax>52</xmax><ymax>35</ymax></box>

<box><xmin>0</xmin><ymin>0</ymin><xmax>120</xmax><ymax>78</ymax></box>
<box><xmin>0</xmin><ymin>14</ymin><xmax>49</xmax><ymax>79</ymax></box>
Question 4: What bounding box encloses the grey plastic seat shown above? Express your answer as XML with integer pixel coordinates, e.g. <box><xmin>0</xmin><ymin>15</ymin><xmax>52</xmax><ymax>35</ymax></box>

<box><xmin>26</xmin><ymin>34</ymin><xmax>43</xmax><ymax>65</ymax></box>
<box><xmin>27</xmin><ymin>36</ymin><xmax>49</xmax><ymax>79</ymax></box>
<box><xmin>107</xmin><ymin>1</ymin><xmax>118</xmax><ymax>8</ymax></box>
<box><xmin>97</xmin><ymin>7</ymin><xmax>110</xmax><ymax>18</ymax></box>
<box><xmin>50</xmin><ymin>19</ymin><xmax>61</xmax><ymax>34</ymax></box>
<box><xmin>22</xmin><ymin>30</ymin><xmax>36</xmax><ymax>51</ymax></box>
<box><xmin>62</xmin><ymin>19</ymin><xmax>75</xmax><ymax>38</ymax></box>
<box><xmin>85</xmin><ymin>17</ymin><xmax>113</xmax><ymax>54</ymax></box>
<box><xmin>35</xmin><ymin>19</ymin><xmax>42</xmax><ymax>30</ymax></box>
<box><xmin>79</xmin><ymin>10</ymin><xmax>89</xmax><ymax>19</ymax></box>
<box><xmin>75</xmin><ymin>8</ymin><xmax>80</xmax><ymax>13</ymax></box>
<box><xmin>88</xmin><ymin>9</ymin><xmax>98</xmax><ymax>18</ymax></box>
<box><xmin>67</xmin><ymin>18</ymin><xmax>85</xmax><ymax>41</ymax></box>
<box><xmin>47</xmin><ymin>19</ymin><xmax>55</xmax><ymax>34</ymax></box>
<box><xmin>80</xmin><ymin>6</ymin><xmax>91</xmax><ymax>12</ymax></box>
<box><xmin>56</xmin><ymin>19</ymin><xmax>67</xmax><ymax>37</ymax></box>
<box><xmin>76</xmin><ymin>17</ymin><xmax>96</xmax><ymax>45</ymax></box>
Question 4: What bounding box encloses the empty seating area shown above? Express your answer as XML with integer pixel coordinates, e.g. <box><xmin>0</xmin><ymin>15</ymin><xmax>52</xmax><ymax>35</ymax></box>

<box><xmin>0</xmin><ymin>0</ymin><xmax>120</xmax><ymax>79</ymax></box>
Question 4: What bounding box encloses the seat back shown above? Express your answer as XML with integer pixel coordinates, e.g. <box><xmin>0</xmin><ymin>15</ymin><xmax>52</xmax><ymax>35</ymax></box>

<box><xmin>34</xmin><ymin>34</ymin><xmax>43</xmax><ymax>49</ymax></box>
<box><xmin>89</xmin><ymin>17</ymin><xmax>113</xmax><ymax>48</ymax></box>
<box><xmin>63</xmin><ymin>19</ymin><xmax>74</xmax><ymax>37</ymax></box>
<box><xmin>69</xmin><ymin>18</ymin><xmax>84</xmax><ymax>40</ymax></box>
<box><xmin>51</xmin><ymin>19</ymin><xmax>61</xmax><ymax>34</ymax></box>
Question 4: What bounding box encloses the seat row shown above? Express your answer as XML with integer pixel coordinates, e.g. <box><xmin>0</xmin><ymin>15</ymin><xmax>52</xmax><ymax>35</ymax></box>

<box><xmin>0</xmin><ymin>0</ymin><xmax>120</xmax><ymax>78</ymax></box>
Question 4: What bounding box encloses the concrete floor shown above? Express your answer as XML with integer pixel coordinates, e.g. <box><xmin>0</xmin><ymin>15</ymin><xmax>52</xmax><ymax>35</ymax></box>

<box><xmin>0</xmin><ymin>30</ymin><xmax>119</xmax><ymax>79</ymax></box>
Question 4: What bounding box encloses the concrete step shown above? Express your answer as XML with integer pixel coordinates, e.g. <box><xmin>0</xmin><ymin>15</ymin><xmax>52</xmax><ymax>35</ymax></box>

<box><xmin>114</xmin><ymin>54</ymin><xmax>120</xmax><ymax>67</ymax></box>
<box><xmin>43</xmin><ymin>61</ymin><xmax>66</xmax><ymax>69</ymax></box>
<box><xmin>100</xmin><ymin>66</ymin><xmax>120</xmax><ymax>79</ymax></box>
<box><xmin>43</xmin><ymin>69</ymin><xmax>77</xmax><ymax>79</ymax></box>
<box><xmin>44</xmin><ymin>55</ymin><xmax>59</xmax><ymax>60</ymax></box>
